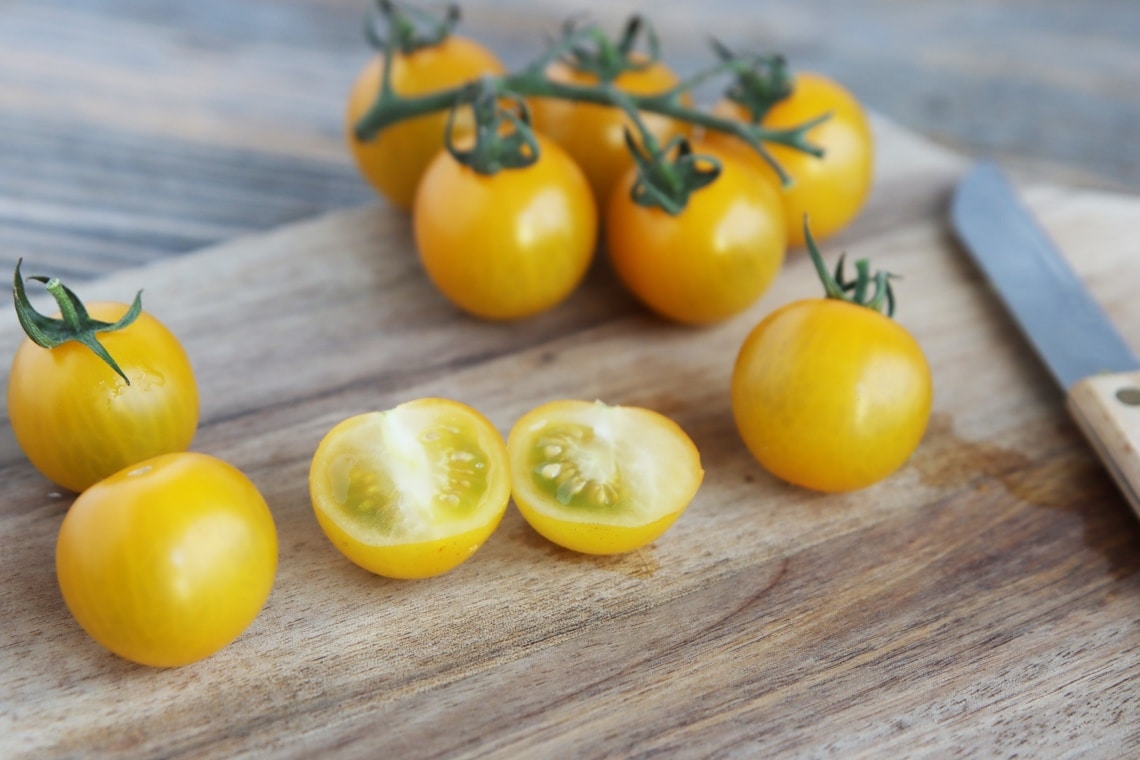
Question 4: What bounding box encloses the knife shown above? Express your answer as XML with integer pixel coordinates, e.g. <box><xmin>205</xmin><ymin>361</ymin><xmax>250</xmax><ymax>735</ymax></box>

<box><xmin>950</xmin><ymin>161</ymin><xmax>1140</xmax><ymax>517</ymax></box>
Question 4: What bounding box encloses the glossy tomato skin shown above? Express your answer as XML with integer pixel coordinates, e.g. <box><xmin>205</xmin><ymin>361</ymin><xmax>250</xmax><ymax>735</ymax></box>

<box><xmin>507</xmin><ymin>399</ymin><xmax>704</xmax><ymax>555</ymax></box>
<box><xmin>346</xmin><ymin>37</ymin><xmax>504</xmax><ymax>210</ymax></box>
<box><xmin>731</xmin><ymin>299</ymin><xmax>932</xmax><ymax>492</ymax></box>
<box><xmin>314</xmin><ymin>517</ymin><xmax>502</xmax><ymax>580</ymax></box>
<box><xmin>530</xmin><ymin>59</ymin><xmax>691</xmax><ymax>209</ymax></box>
<box><xmin>706</xmin><ymin>72</ymin><xmax>874</xmax><ymax>247</ymax></box>
<box><xmin>8</xmin><ymin>302</ymin><xmax>199</xmax><ymax>493</ymax></box>
<box><xmin>606</xmin><ymin>142</ymin><xmax>786</xmax><ymax>325</ymax></box>
<box><xmin>413</xmin><ymin>135</ymin><xmax>597</xmax><ymax>320</ymax></box>
<box><xmin>309</xmin><ymin>398</ymin><xmax>511</xmax><ymax>579</ymax></box>
<box><xmin>56</xmin><ymin>452</ymin><xmax>278</xmax><ymax>667</ymax></box>
<box><xmin>516</xmin><ymin>499</ymin><xmax>685</xmax><ymax>556</ymax></box>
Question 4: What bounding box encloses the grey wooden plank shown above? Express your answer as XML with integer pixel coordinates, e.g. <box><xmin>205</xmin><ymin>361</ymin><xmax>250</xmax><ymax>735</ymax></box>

<box><xmin>1</xmin><ymin>0</ymin><xmax>1138</xmax><ymax>280</ymax></box>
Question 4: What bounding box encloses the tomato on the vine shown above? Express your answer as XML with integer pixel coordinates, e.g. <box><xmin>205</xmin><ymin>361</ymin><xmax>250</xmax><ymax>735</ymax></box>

<box><xmin>8</xmin><ymin>268</ymin><xmax>199</xmax><ymax>493</ymax></box>
<box><xmin>507</xmin><ymin>399</ymin><xmax>704</xmax><ymax>555</ymax></box>
<box><xmin>731</xmin><ymin>228</ymin><xmax>931</xmax><ymax>492</ymax></box>
<box><xmin>346</xmin><ymin>36</ymin><xmax>504</xmax><ymax>210</ymax></box>
<box><xmin>530</xmin><ymin>58</ymin><xmax>691</xmax><ymax>209</ymax></box>
<box><xmin>56</xmin><ymin>452</ymin><xmax>278</xmax><ymax>667</ymax></box>
<box><xmin>606</xmin><ymin>141</ymin><xmax>786</xmax><ymax>325</ymax></box>
<box><xmin>413</xmin><ymin>133</ymin><xmax>597</xmax><ymax>320</ymax></box>
<box><xmin>707</xmin><ymin>72</ymin><xmax>874</xmax><ymax>247</ymax></box>
<box><xmin>309</xmin><ymin>398</ymin><xmax>511</xmax><ymax>579</ymax></box>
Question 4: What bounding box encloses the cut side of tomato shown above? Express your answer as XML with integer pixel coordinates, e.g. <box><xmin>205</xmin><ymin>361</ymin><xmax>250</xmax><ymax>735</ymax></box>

<box><xmin>309</xmin><ymin>398</ymin><xmax>510</xmax><ymax>579</ymax></box>
<box><xmin>507</xmin><ymin>400</ymin><xmax>704</xmax><ymax>555</ymax></box>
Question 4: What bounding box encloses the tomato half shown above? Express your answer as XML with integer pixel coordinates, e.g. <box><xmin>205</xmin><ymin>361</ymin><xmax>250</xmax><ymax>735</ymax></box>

<box><xmin>413</xmin><ymin>134</ymin><xmax>597</xmax><ymax>320</ymax></box>
<box><xmin>56</xmin><ymin>452</ymin><xmax>278</xmax><ymax>667</ymax></box>
<box><xmin>309</xmin><ymin>398</ymin><xmax>511</xmax><ymax>579</ymax></box>
<box><xmin>507</xmin><ymin>400</ymin><xmax>704</xmax><ymax>555</ymax></box>
<box><xmin>605</xmin><ymin>142</ymin><xmax>786</xmax><ymax>325</ymax></box>
<box><xmin>8</xmin><ymin>302</ymin><xmax>199</xmax><ymax>493</ymax></box>
<box><xmin>731</xmin><ymin>298</ymin><xmax>932</xmax><ymax>492</ymax></box>
<box><xmin>346</xmin><ymin>37</ymin><xmax>504</xmax><ymax>210</ymax></box>
<box><xmin>530</xmin><ymin>58</ymin><xmax>690</xmax><ymax>209</ymax></box>
<box><xmin>706</xmin><ymin>72</ymin><xmax>874</xmax><ymax>247</ymax></box>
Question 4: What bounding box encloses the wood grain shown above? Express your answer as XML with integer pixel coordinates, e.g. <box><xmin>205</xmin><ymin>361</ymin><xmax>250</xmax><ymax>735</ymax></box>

<box><xmin>2</xmin><ymin>116</ymin><xmax>1140</xmax><ymax>758</ymax></box>
<box><xmin>1067</xmin><ymin>371</ymin><xmax>1140</xmax><ymax>519</ymax></box>
<box><xmin>2</xmin><ymin>0</ymin><xmax>1139</xmax><ymax>281</ymax></box>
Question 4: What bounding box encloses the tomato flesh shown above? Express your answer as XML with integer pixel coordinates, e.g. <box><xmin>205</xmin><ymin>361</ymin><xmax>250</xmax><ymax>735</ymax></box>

<box><xmin>309</xmin><ymin>398</ymin><xmax>510</xmax><ymax>579</ymax></box>
<box><xmin>508</xmin><ymin>400</ymin><xmax>703</xmax><ymax>555</ymax></box>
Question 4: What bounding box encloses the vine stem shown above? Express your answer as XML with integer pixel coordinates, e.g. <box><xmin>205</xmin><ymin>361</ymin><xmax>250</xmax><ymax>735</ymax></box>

<box><xmin>803</xmin><ymin>217</ymin><xmax>898</xmax><ymax>317</ymax></box>
<box><xmin>354</xmin><ymin>56</ymin><xmax>826</xmax><ymax>187</ymax></box>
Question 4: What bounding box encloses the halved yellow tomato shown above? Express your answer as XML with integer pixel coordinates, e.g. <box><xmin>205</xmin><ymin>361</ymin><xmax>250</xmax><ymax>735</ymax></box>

<box><xmin>309</xmin><ymin>398</ymin><xmax>510</xmax><ymax>579</ymax></box>
<box><xmin>507</xmin><ymin>400</ymin><xmax>704</xmax><ymax>555</ymax></box>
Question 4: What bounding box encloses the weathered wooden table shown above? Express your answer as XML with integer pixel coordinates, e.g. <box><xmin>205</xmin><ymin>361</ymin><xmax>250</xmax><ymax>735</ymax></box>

<box><xmin>3</xmin><ymin>2</ymin><xmax>1140</xmax><ymax>758</ymax></box>
<box><xmin>2</xmin><ymin>0</ymin><xmax>1139</xmax><ymax>279</ymax></box>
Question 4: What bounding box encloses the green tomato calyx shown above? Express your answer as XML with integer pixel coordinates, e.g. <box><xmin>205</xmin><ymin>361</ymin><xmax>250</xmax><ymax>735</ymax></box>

<box><xmin>554</xmin><ymin>15</ymin><xmax>661</xmax><ymax>84</ymax></box>
<box><xmin>804</xmin><ymin>217</ymin><xmax>898</xmax><ymax>317</ymax></box>
<box><xmin>714</xmin><ymin>43</ymin><xmax>794</xmax><ymax>123</ymax></box>
<box><xmin>626</xmin><ymin>134</ymin><xmax>721</xmax><ymax>216</ymax></box>
<box><xmin>12</xmin><ymin>260</ymin><xmax>141</xmax><ymax>384</ymax></box>
<box><xmin>352</xmin><ymin>11</ymin><xmax>826</xmax><ymax>185</ymax></box>
<box><xmin>445</xmin><ymin>84</ymin><xmax>541</xmax><ymax>175</ymax></box>
<box><xmin>365</xmin><ymin>0</ymin><xmax>460</xmax><ymax>56</ymax></box>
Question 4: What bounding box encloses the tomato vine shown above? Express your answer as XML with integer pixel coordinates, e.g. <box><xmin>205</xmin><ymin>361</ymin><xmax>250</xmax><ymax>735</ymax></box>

<box><xmin>353</xmin><ymin>0</ymin><xmax>828</xmax><ymax>211</ymax></box>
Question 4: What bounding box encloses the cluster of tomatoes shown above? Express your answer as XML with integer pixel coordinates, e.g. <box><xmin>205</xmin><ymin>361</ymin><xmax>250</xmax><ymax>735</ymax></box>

<box><xmin>7</xmin><ymin>265</ymin><xmax>706</xmax><ymax>666</ymax></box>
<box><xmin>5</xmin><ymin>6</ymin><xmax>934</xmax><ymax>670</ymax></box>
<box><xmin>345</xmin><ymin>16</ymin><xmax>874</xmax><ymax>325</ymax></box>
<box><xmin>8</xmin><ymin>267</ymin><xmax>277</xmax><ymax>668</ymax></box>
<box><xmin>344</xmin><ymin>9</ymin><xmax>932</xmax><ymax>489</ymax></box>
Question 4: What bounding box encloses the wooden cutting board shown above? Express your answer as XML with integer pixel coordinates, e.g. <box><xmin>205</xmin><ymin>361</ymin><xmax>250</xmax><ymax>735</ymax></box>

<box><xmin>3</xmin><ymin>117</ymin><xmax>1140</xmax><ymax>758</ymax></box>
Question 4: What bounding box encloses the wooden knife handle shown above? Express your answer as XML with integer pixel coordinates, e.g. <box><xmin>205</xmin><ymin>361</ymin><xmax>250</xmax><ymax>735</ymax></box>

<box><xmin>1067</xmin><ymin>371</ymin><xmax>1140</xmax><ymax>517</ymax></box>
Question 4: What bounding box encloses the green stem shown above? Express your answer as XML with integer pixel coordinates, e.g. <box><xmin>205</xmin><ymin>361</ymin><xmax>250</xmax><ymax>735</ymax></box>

<box><xmin>353</xmin><ymin>65</ymin><xmax>824</xmax><ymax>186</ymax></box>
<box><xmin>521</xmin><ymin>23</ymin><xmax>600</xmax><ymax>76</ymax></box>
<box><xmin>12</xmin><ymin>260</ymin><xmax>143</xmax><ymax>383</ymax></box>
<box><xmin>352</xmin><ymin>4</ymin><xmax>831</xmax><ymax>191</ymax></box>
<box><xmin>625</xmin><ymin>134</ymin><xmax>720</xmax><ymax>216</ymax></box>
<box><xmin>560</xmin><ymin>15</ymin><xmax>660</xmax><ymax>82</ymax></box>
<box><xmin>43</xmin><ymin>278</ymin><xmax>84</xmax><ymax>329</ymax></box>
<box><xmin>365</xmin><ymin>0</ymin><xmax>460</xmax><ymax>54</ymax></box>
<box><xmin>445</xmin><ymin>85</ymin><xmax>540</xmax><ymax>173</ymax></box>
<box><xmin>803</xmin><ymin>218</ymin><xmax>898</xmax><ymax>317</ymax></box>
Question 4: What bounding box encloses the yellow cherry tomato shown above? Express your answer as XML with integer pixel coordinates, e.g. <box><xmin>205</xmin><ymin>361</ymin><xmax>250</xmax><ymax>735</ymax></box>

<box><xmin>56</xmin><ymin>452</ymin><xmax>278</xmax><ymax>667</ymax></box>
<box><xmin>346</xmin><ymin>36</ymin><xmax>504</xmax><ymax>210</ymax></box>
<box><xmin>731</xmin><ymin>298</ymin><xmax>932</xmax><ymax>492</ymax></box>
<box><xmin>413</xmin><ymin>134</ymin><xmax>597</xmax><ymax>321</ymax></box>
<box><xmin>530</xmin><ymin>58</ymin><xmax>691</xmax><ymax>209</ymax></box>
<box><xmin>507</xmin><ymin>399</ymin><xmax>704</xmax><ymax>555</ymax></box>
<box><xmin>309</xmin><ymin>398</ymin><xmax>511</xmax><ymax>579</ymax></box>
<box><xmin>707</xmin><ymin>72</ymin><xmax>874</xmax><ymax>247</ymax></box>
<box><xmin>606</xmin><ymin>142</ymin><xmax>786</xmax><ymax>325</ymax></box>
<box><xmin>8</xmin><ymin>302</ymin><xmax>199</xmax><ymax>493</ymax></box>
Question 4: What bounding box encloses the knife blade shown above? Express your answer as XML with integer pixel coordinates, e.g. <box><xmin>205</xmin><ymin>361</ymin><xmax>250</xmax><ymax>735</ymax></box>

<box><xmin>950</xmin><ymin>161</ymin><xmax>1140</xmax><ymax>517</ymax></box>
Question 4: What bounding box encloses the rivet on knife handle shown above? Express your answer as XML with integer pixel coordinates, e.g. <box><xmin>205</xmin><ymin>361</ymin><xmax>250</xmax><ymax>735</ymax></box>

<box><xmin>1067</xmin><ymin>371</ymin><xmax>1140</xmax><ymax>517</ymax></box>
